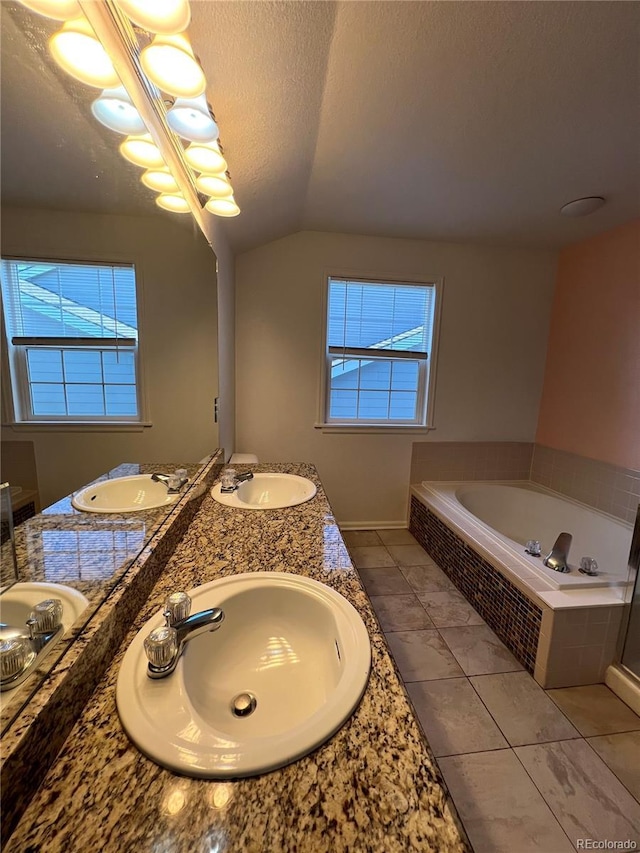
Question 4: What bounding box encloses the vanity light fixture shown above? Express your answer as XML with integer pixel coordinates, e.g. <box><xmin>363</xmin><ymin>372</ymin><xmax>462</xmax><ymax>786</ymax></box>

<box><xmin>119</xmin><ymin>133</ymin><xmax>166</xmax><ymax>169</ymax></box>
<box><xmin>49</xmin><ymin>16</ymin><xmax>121</xmax><ymax>88</ymax></box>
<box><xmin>195</xmin><ymin>174</ymin><xmax>233</xmax><ymax>199</ymax></box>
<box><xmin>140</xmin><ymin>32</ymin><xmax>205</xmax><ymax>99</ymax></box>
<box><xmin>141</xmin><ymin>169</ymin><xmax>180</xmax><ymax>193</ymax></box>
<box><xmin>19</xmin><ymin>0</ymin><xmax>80</xmax><ymax>19</ymax></box>
<box><xmin>167</xmin><ymin>94</ymin><xmax>219</xmax><ymax>142</ymax></box>
<box><xmin>115</xmin><ymin>0</ymin><xmax>190</xmax><ymax>35</ymax></box>
<box><xmin>91</xmin><ymin>86</ymin><xmax>147</xmax><ymax>135</ymax></box>
<box><xmin>184</xmin><ymin>140</ymin><xmax>227</xmax><ymax>174</ymax></box>
<box><xmin>205</xmin><ymin>197</ymin><xmax>241</xmax><ymax>218</ymax></box>
<box><xmin>155</xmin><ymin>193</ymin><xmax>191</xmax><ymax>213</ymax></box>
<box><xmin>18</xmin><ymin>0</ymin><xmax>240</xmax><ymax>220</ymax></box>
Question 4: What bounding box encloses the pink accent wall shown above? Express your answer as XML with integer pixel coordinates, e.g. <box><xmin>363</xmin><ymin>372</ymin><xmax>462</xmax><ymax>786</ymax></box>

<box><xmin>536</xmin><ymin>219</ymin><xmax>640</xmax><ymax>471</ymax></box>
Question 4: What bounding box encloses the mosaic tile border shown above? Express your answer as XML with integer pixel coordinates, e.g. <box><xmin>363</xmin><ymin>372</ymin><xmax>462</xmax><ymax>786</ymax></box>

<box><xmin>409</xmin><ymin>496</ymin><xmax>542</xmax><ymax>674</ymax></box>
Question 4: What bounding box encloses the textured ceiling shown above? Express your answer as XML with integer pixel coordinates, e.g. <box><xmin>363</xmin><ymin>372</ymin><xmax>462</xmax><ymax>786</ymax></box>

<box><xmin>2</xmin><ymin>1</ymin><xmax>639</xmax><ymax>251</ymax></box>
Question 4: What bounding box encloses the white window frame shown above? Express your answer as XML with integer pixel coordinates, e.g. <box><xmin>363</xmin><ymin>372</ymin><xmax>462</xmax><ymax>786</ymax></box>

<box><xmin>1</xmin><ymin>255</ymin><xmax>149</xmax><ymax>430</ymax></box>
<box><xmin>316</xmin><ymin>271</ymin><xmax>443</xmax><ymax>433</ymax></box>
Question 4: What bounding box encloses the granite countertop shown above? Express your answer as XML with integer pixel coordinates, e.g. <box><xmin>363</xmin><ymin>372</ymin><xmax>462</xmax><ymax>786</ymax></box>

<box><xmin>7</xmin><ymin>464</ymin><xmax>471</xmax><ymax>853</ymax></box>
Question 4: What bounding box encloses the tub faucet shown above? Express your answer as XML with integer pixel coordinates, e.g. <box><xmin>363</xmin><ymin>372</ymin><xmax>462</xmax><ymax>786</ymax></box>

<box><xmin>543</xmin><ymin>532</ymin><xmax>572</xmax><ymax>574</ymax></box>
<box><xmin>151</xmin><ymin>471</ymin><xmax>188</xmax><ymax>493</ymax></box>
<box><xmin>144</xmin><ymin>592</ymin><xmax>224</xmax><ymax>679</ymax></box>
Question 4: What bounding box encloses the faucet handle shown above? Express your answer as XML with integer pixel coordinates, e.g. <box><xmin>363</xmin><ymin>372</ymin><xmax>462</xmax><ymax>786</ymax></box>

<box><xmin>164</xmin><ymin>592</ymin><xmax>191</xmax><ymax>626</ymax></box>
<box><xmin>27</xmin><ymin>599</ymin><xmax>63</xmax><ymax>636</ymax></box>
<box><xmin>144</xmin><ymin>626</ymin><xmax>178</xmax><ymax>669</ymax></box>
<box><xmin>525</xmin><ymin>540</ymin><xmax>541</xmax><ymax>557</ymax></box>
<box><xmin>0</xmin><ymin>637</ymin><xmax>29</xmax><ymax>680</ymax></box>
<box><xmin>220</xmin><ymin>468</ymin><xmax>237</xmax><ymax>491</ymax></box>
<box><xmin>579</xmin><ymin>557</ymin><xmax>599</xmax><ymax>576</ymax></box>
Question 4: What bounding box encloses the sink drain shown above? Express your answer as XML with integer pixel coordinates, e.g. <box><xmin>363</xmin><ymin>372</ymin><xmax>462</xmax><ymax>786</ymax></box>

<box><xmin>231</xmin><ymin>692</ymin><xmax>257</xmax><ymax>718</ymax></box>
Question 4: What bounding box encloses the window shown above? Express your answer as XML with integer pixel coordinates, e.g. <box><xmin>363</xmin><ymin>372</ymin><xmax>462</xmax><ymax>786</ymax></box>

<box><xmin>1</xmin><ymin>258</ymin><xmax>141</xmax><ymax>423</ymax></box>
<box><xmin>321</xmin><ymin>276</ymin><xmax>440</xmax><ymax>427</ymax></box>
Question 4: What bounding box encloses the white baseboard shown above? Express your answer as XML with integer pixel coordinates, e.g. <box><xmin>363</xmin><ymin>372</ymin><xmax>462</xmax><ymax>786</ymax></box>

<box><xmin>337</xmin><ymin>521</ymin><xmax>408</xmax><ymax>530</ymax></box>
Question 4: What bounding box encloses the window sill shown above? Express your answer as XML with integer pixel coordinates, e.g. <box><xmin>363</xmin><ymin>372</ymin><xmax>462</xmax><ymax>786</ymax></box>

<box><xmin>314</xmin><ymin>422</ymin><xmax>435</xmax><ymax>435</ymax></box>
<box><xmin>3</xmin><ymin>421</ymin><xmax>152</xmax><ymax>433</ymax></box>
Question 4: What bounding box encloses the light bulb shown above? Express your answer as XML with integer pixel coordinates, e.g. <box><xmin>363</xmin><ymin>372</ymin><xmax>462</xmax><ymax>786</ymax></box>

<box><xmin>141</xmin><ymin>169</ymin><xmax>180</xmax><ymax>193</ymax></box>
<box><xmin>18</xmin><ymin>0</ymin><xmax>80</xmax><ymax>20</ymax></box>
<box><xmin>184</xmin><ymin>140</ymin><xmax>227</xmax><ymax>174</ymax></box>
<box><xmin>49</xmin><ymin>16</ymin><xmax>120</xmax><ymax>88</ymax></box>
<box><xmin>116</xmin><ymin>0</ymin><xmax>190</xmax><ymax>35</ymax></box>
<box><xmin>140</xmin><ymin>33</ymin><xmax>205</xmax><ymax>98</ymax></box>
<box><xmin>167</xmin><ymin>94</ymin><xmax>218</xmax><ymax>142</ymax></box>
<box><xmin>195</xmin><ymin>174</ymin><xmax>233</xmax><ymax>199</ymax></box>
<box><xmin>119</xmin><ymin>134</ymin><xmax>165</xmax><ymax>169</ymax></box>
<box><xmin>156</xmin><ymin>194</ymin><xmax>190</xmax><ymax>213</ymax></box>
<box><xmin>205</xmin><ymin>197</ymin><xmax>240</xmax><ymax>218</ymax></box>
<box><xmin>91</xmin><ymin>86</ymin><xmax>146</xmax><ymax>135</ymax></box>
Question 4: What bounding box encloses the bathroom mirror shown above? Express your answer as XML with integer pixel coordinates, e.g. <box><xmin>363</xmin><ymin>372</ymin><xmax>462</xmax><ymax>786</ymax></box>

<box><xmin>0</xmin><ymin>2</ymin><xmax>219</xmax><ymax>729</ymax></box>
<box><xmin>0</xmin><ymin>461</ymin><xmax>215</xmax><ymax>732</ymax></box>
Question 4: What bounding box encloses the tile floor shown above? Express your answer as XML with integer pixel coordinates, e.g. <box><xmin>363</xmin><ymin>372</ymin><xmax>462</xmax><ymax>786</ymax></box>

<box><xmin>345</xmin><ymin>528</ymin><xmax>640</xmax><ymax>853</ymax></box>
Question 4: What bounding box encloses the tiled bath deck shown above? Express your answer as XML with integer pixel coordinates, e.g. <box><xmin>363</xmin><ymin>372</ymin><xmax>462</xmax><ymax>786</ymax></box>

<box><xmin>346</xmin><ymin>529</ymin><xmax>640</xmax><ymax>853</ymax></box>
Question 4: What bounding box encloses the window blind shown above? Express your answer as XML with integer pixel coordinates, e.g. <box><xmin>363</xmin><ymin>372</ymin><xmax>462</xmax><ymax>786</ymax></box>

<box><xmin>327</xmin><ymin>278</ymin><xmax>435</xmax><ymax>355</ymax></box>
<box><xmin>1</xmin><ymin>258</ymin><xmax>140</xmax><ymax>420</ymax></box>
<box><xmin>1</xmin><ymin>259</ymin><xmax>138</xmax><ymax>342</ymax></box>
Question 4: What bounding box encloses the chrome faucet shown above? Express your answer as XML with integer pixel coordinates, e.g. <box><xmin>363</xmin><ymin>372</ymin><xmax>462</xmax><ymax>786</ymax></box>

<box><xmin>219</xmin><ymin>469</ymin><xmax>254</xmax><ymax>494</ymax></box>
<box><xmin>144</xmin><ymin>592</ymin><xmax>224</xmax><ymax>679</ymax></box>
<box><xmin>151</xmin><ymin>470</ymin><xmax>189</xmax><ymax>494</ymax></box>
<box><xmin>543</xmin><ymin>532</ymin><xmax>572</xmax><ymax>574</ymax></box>
<box><xmin>0</xmin><ymin>598</ymin><xmax>64</xmax><ymax>691</ymax></box>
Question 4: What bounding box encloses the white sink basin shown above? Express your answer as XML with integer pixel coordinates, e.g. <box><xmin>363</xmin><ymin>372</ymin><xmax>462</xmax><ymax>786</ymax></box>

<box><xmin>72</xmin><ymin>475</ymin><xmax>180</xmax><ymax>513</ymax></box>
<box><xmin>116</xmin><ymin>572</ymin><xmax>371</xmax><ymax>778</ymax></box>
<box><xmin>210</xmin><ymin>473</ymin><xmax>317</xmax><ymax>510</ymax></box>
<box><xmin>0</xmin><ymin>581</ymin><xmax>89</xmax><ymax>632</ymax></box>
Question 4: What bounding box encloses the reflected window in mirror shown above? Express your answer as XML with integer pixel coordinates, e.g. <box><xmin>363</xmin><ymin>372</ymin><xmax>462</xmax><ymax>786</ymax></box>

<box><xmin>23</xmin><ymin>523</ymin><xmax>147</xmax><ymax>583</ymax></box>
<box><xmin>1</xmin><ymin>258</ymin><xmax>144</xmax><ymax>424</ymax></box>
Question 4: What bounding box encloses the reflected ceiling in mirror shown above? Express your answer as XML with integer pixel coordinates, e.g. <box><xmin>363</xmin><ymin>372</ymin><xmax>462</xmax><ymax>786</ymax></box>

<box><xmin>1</xmin><ymin>1</ymin><xmax>159</xmax><ymax>217</ymax></box>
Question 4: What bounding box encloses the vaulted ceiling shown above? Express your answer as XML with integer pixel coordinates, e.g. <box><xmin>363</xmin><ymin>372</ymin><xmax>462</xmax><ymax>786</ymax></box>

<box><xmin>3</xmin><ymin>1</ymin><xmax>639</xmax><ymax>252</ymax></box>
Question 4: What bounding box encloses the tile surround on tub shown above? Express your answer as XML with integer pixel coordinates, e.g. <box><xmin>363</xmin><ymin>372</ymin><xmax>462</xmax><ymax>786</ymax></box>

<box><xmin>531</xmin><ymin>444</ymin><xmax>640</xmax><ymax>525</ymax></box>
<box><xmin>410</xmin><ymin>440</ymin><xmax>640</xmax><ymax>524</ymax></box>
<box><xmin>410</xmin><ymin>442</ymin><xmax>534</xmax><ymax>484</ymax></box>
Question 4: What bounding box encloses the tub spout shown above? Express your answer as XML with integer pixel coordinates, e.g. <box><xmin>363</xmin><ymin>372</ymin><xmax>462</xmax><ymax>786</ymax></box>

<box><xmin>543</xmin><ymin>532</ymin><xmax>572</xmax><ymax>574</ymax></box>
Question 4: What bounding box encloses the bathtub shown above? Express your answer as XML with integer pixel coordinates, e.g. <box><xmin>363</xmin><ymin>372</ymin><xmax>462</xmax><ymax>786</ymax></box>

<box><xmin>409</xmin><ymin>480</ymin><xmax>632</xmax><ymax>686</ymax></box>
<box><xmin>411</xmin><ymin>480</ymin><xmax>634</xmax><ymax>593</ymax></box>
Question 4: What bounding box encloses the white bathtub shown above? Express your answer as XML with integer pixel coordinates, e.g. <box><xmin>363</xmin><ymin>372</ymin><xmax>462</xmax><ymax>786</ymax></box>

<box><xmin>411</xmin><ymin>481</ymin><xmax>634</xmax><ymax>594</ymax></box>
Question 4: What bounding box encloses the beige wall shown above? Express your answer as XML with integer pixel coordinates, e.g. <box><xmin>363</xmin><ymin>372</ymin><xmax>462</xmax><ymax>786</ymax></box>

<box><xmin>536</xmin><ymin>219</ymin><xmax>640</xmax><ymax>470</ymax></box>
<box><xmin>207</xmin><ymin>221</ymin><xmax>235</xmax><ymax>462</ymax></box>
<box><xmin>235</xmin><ymin>231</ymin><xmax>557</xmax><ymax>524</ymax></box>
<box><xmin>1</xmin><ymin>208</ymin><xmax>219</xmax><ymax>508</ymax></box>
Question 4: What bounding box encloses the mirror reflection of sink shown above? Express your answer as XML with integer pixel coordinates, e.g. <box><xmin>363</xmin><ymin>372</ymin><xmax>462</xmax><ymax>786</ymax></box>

<box><xmin>210</xmin><ymin>473</ymin><xmax>317</xmax><ymax>510</ymax></box>
<box><xmin>0</xmin><ymin>582</ymin><xmax>90</xmax><ymax>699</ymax></box>
<box><xmin>116</xmin><ymin>572</ymin><xmax>371</xmax><ymax>778</ymax></box>
<box><xmin>72</xmin><ymin>475</ymin><xmax>181</xmax><ymax>514</ymax></box>
<box><xmin>0</xmin><ymin>582</ymin><xmax>89</xmax><ymax>633</ymax></box>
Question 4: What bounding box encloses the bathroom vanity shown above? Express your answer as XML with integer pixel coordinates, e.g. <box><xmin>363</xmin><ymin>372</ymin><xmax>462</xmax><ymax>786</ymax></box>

<box><xmin>3</xmin><ymin>462</ymin><xmax>470</xmax><ymax>853</ymax></box>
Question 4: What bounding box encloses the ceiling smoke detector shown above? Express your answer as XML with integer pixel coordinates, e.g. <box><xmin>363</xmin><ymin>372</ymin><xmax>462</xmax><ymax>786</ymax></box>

<box><xmin>560</xmin><ymin>197</ymin><xmax>606</xmax><ymax>217</ymax></box>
